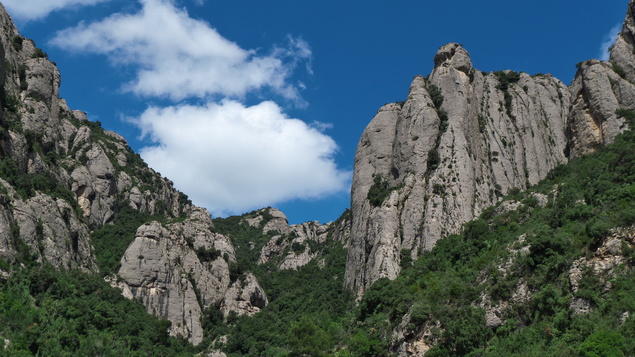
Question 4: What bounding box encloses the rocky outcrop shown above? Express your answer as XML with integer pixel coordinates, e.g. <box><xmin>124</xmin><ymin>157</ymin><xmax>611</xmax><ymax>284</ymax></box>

<box><xmin>567</xmin><ymin>59</ymin><xmax>635</xmax><ymax>157</ymax></box>
<box><xmin>568</xmin><ymin>226</ymin><xmax>635</xmax><ymax>315</ymax></box>
<box><xmin>0</xmin><ymin>179</ymin><xmax>95</xmax><ymax>272</ymax></box>
<box><xmin>0</xmin><ymin>1</ymin><xmax>194</xmax><ymax>275</ymax></box>
<box><xmin>567</xmin><ymin>0</ymin><xmax>635</xmax><ymax>158</ymax></box>
<box><xmin>0</xmin><ymin>3</ymin><xmax>270</xmax><ymax>346</ymax></box>
<box><xmin>0</xmin><ymin>4</ymin><xmax>101</xmax><ymax>272</ymax></box>
<box><xmin>345</xmin><ymin>43</ymin><xmax>570</xmax><ymax>294</ymax></box>
<box><xmin>220</xmin><ymin>273</ymin><xmax>268</xmax><ymax>318</ymax></box>
<box><xmin>112</xmin><ymin>205</ymin><xmax>349</xmax><ymax>344</ymax></box>
<box><xmin>345</xmin><ymin>2</ymin><xmax>635</xmax><ymax>295</ymax></box>
<box><xmin>243</xmin><ymin>208</ymin><xmax>339</xmax><ymax>271</ymax></box>
<box><xmin>391</xmin><ymin>313</ymin><xmax>439</xmax><ymax>357</ymax></box>
<box><xmin>114</xmin><ymin>207</ymin><xmax>271</xmax><ymax>345</ymax></box>
<box><xmin>609</xmin><ymin>0</ymin><xmax>635</xmax><ymax>85</ymax></box>
<box><xmin>114</xmin><ymin>208</ymin><xmax>242</xmax><ymax>345</ymax></box>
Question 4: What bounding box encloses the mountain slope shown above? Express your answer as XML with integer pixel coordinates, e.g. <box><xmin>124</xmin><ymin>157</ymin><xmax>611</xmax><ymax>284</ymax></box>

<box><xmin>196</xmin><ymin>102</ymin><xmax>635</xmax><ymax>357</ymax></box>
<box><xmin>345</xmin><ymin>1</ymin><xmax>635</xmax><ymax>295</ymax></box>
<box><xmin>355</xmin><ymin>127</ymin><xmax>635</xmax><ymax>356</ymax></box>
<box><xmin>0</xmin><ymin>0</ymin><xmax>634</xmax><ymax>355</ymax></box>
<box><xmin>0</xmin><ymin>3</ymin><xmax>266</xmax><ymax>346</ymax></box>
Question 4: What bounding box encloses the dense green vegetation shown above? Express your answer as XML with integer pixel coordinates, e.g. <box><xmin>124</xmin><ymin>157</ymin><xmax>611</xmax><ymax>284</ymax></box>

<box><xmin>209</xmin><ymin>209</ymin><xmax>354</xmax><ymax>356</ymax></box>
<box><xmin>0</xmin><ymin>265</ymin><xmax>195</xmax><ymax>356</ymax></box>
<box><xmin>221</xmin><ymin>242</ymin><xmax>352</xmax><ymax>356</ymax></box>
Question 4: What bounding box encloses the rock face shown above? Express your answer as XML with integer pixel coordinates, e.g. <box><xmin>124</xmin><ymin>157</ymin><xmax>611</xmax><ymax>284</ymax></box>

<box><xmin>568</xmin><ymin>226</ymin><xmax>635</xmax><ymax>315</ymax></box>
<box><xmin>220</xmin><ymin>273</ymin><xmax>268</xmax><ymax>318</ymax></box>
<box><xmin>345</xmin><ymin>2</ymin><xmax>635</xmax><ymax>295</ymax></box>
<box><xmin>344</xmin><ymin>44</ymin><xmax>570</xmax><ymax>294</ymax></box>
<box><xmin>115</xmin><ymin>208</ymin><xmax>239</xmax><ymax>345</ymax></box>
<box><xmin>0</xmin><ymin>4</ymin><xmax>268</xmax><ymax>345</ymax></box>
<box><xmin>0</xmin><ymin>5</ymin><xmax>104</xmax><ymax>273</ymax></box>
<box><xmin>245</xmin><ymin>207</ymin><xmax>345</xmax><ymax>271</ymax></box>
<box><xmin>113</xmin><ymin>208</ymin><xmax>270</xmax><ymax>346</ymax></box>
<box><xmin>0</xmin><ymin>1</ymin><xmax>192</xmax><ymax>274</ymax></box>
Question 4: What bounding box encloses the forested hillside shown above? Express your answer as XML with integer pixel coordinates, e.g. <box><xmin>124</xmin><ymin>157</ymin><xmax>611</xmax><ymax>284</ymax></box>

<box><xmin>1</xmin><ymin>0</ymin><xmax>635</xmax><ymax>355</ymax></box>
<box><xmin>3</xmin><ymin>123</ymin><xmax>634</xmax><ymax>355</ymax></box>
<box><xmin>195</xmin><ymin>119</ymin><xmax>635</xmax><ymax>356</ymax></box>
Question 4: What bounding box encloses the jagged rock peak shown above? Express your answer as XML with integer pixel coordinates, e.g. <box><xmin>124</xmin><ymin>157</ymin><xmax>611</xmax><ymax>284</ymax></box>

<box><xmin>609</xmin><ymin>0</ymin><xmax>635</xmax><ymax>82</ymax></box>
<box><xmin>245</xmin><ymin>207</ymin><xmax>290</xmax><ymax>233</ymax></box>
<box><xmin>0</xmin><ymin>3</ymin><xmax>268</xmax><ymax>345</ymax></box>
<box><xmin>345</xmin><ymin>0</ymin><xmax>635</xmax><ymax>295</ymax></box>
<box><xmin>567</xmin><ymin>0</ymin><xmax>635</xmax><ymax>158</ymax></box>
<box><xmin>614</xmin><ymin>0</ymin><xmax>635</xmax><ymax>49</ymax></box>
<box><xmin>433</xmin><ymin>43</ymin><xmax>472</xmax><ymax>74</ymax></box>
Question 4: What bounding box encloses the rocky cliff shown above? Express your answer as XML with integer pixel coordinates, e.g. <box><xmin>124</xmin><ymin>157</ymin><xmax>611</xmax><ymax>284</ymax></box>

<box><xmin>345</xmin><ymin>2</ymin><xmax>635</xmax><ymax>295</ymax></box>
<box><xmin>1</xmin><ymin>0</ymin><xmax>634</xmax><ymax>351</ymax></box>
<box><xmin>0</xmin><ymin>3</ymin><xmax>267</xmax><ymax>345</ymax></box>
<box><xmin>252</xmin><ymin>207</ymin><xmax>348</xmax><ymax>270</ymax></box>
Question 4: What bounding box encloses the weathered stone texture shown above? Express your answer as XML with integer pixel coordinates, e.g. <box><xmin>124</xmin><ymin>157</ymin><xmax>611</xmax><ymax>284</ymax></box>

<box><xmin>345</xmin><ymin>1</ymin><xmax>635</xmax><ymax>295</ymax></box>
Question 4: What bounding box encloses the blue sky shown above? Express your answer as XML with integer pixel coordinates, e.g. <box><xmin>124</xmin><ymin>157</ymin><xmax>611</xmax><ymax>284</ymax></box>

<box><xmin>2</xmin><ymin>0</ymin><xmax>629</xmax><ymax>224</ymax></box>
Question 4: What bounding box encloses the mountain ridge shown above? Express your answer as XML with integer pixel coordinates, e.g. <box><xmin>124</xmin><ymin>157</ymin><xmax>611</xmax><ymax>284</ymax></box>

<box><xmin>0</xmin><ymin>2</ymin><xmax>274</xmax><ymax>345</ymax></box>
<box><xmin>343</xmin><ymin>0</ymin><xmax>635</xmax><ymax>295</ymax></box>
<box><xmin>0</xmin><ymin>0</ymin><xmax>633</xmax><ymax>355</ymax></box>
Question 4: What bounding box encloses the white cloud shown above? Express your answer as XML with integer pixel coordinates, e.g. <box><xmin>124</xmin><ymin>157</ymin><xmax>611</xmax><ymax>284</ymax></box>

<box><xmin>48</xmin><ymin>0</ymin><xmax>346</xmax><ymax>216</ymax></box>
<box><xmin>3</xmin><ymin>0</ymin><xmax>109</xmax><ymax>20</ymax></box>
<box><xmin>50</xmin><ymin>0</ymin><xmax>311</xmax><ymax>101</ymax></box>
<box><xmin>600</xmin><ymin>23</ymin><xmax>622</xmax><ymax>61</ymax></box>
<box><xmin>134</xmin><ymin>100</ymin><xmax>351</xmax><ymax>217</ymax></box>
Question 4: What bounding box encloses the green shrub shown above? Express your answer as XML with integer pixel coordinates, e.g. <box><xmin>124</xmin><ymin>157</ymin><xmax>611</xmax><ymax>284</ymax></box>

<box><xmin>427</xmin><ymin>83</ymin><xmax>444</xmax><ymax>108</ymax></box>
<box><xmin>31</xmin><ymin>48</ymin><xmax>48</xmax><ymax>59</ymax></box>
<box><xmin>18</xmin><ymin>64</ymin><xmax>27</xmax><ymax>91</ymax></box>
<box><xmin>367</xmin><ymin>175</ymin><xmax>391</xmax><ymax>207</ymax></box>
<box><xmin>427</xmin><ymin>148</ymin><xmax>440</xmax><ymax>171</ymax></box>
<box><xmin>616</xmin><ymin>108</ymin><xmax>635</xmax><ymax>128</ymax></box>
<box><xmin>11</xmin><ymin>35</ymin><xmax>22</xmax><ymax>51</ymax></box>
<box><xmin>291</xmin><ymin>241</ymin><xmax>305</xmax><ymax>254</ymax></box>
<box><xmin>579</xmin><ymin>331</ymin><xmax>625</xmax><ymax>357</ymax></box>
<box><xmin>195</xmin><ymin>246</ymin><xmax>221</xmax><ymax>263</ymax></box>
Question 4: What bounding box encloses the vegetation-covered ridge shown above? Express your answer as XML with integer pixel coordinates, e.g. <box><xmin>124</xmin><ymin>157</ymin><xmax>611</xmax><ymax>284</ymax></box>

<box><xmin>0</xmin><ymin>266</ymin><xmax>196</xmax><ymax>356</ymax></box>
<box><xmin>209</xmin><ymin>208</ymin><xmax>354</xmax><ymax>355</ymax></box>
<box><xmin>350</xmin><ymin>128</ymin><xmax>635</xmax><ymax>356</ymax></box>
<box><xmin>203</xmin><ymin>128</ymin><xmax>635</xmax><ymax>356</ymax></box>
<box><xmin>1</xmin><ymin>126</ymin><xmax>634</xmax><ymax>356</ymax></box>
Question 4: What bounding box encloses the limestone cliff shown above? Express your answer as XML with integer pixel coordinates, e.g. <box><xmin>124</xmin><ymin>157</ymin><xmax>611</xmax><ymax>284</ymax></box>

<box><xmin>0</xmin><ymin>3</ymin><xmax>266</xmax><ymax>345</ymax></box>
<box><xmin>216</xmin><ymin>207</ymin><xmax>348</xmax><ymax>272</ymax></box>
<box><xmin>345</xmin><ymin>1</ymin><xmax>635</xmax><ymax>295</ymax></box>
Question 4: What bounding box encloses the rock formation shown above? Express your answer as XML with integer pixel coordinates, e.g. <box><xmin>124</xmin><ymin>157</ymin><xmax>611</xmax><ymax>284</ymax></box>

<box><xmin>0</xmin><ymin>0</ymin><xmax>634</xmax><ymax>350</ymax></box>
<box><xmin>224</xmin><ymin>207</ymin><xmax>347</xmax><ymax>271</ymax></box>
<box><xmin>0</xmin><ymin>3</ymin><xmax>268</xmax><ymax>345</ymax></box>
<box><xmin>345</xmin><ymin>2</ymin><xmax>635</xmax><ymax>295</ymax></box>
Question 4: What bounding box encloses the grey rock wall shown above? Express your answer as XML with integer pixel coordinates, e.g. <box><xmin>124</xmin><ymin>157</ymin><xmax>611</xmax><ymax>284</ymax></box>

<box><xmin>114</xmin><ymin>208</ymin><xmax>251</xmax><ymax>346</ymax></box>
<box><xmin>0</xmin><ymin>3</ymin><xmax>266</xmax><ymax>345</ymax></box>
<box><xmin>345</xmin><ymin>0</ymin><xmax>635</xmax><ymax>296</ymax></box>
<box><xmin>345</xmin><ymin>43</ymin><xmax>570</xmax><ymax>294</ymax></box>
